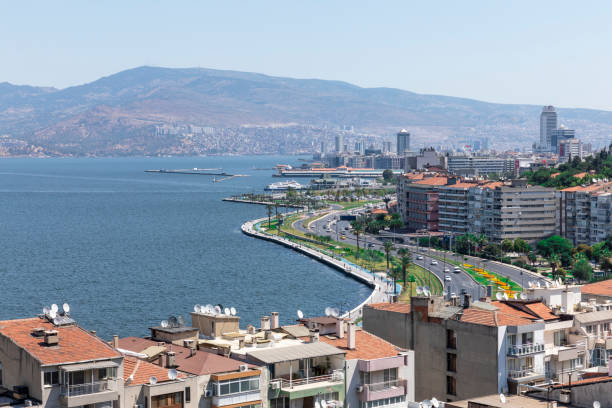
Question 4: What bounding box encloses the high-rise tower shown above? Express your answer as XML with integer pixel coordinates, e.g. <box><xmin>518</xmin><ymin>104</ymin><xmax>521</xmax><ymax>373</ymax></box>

<box><xmin>540</xmin><ymin>106</ymin><xmax>557</xmax><ymax>151</ymax></box>
<box><xmin>335</xmin><ymin>134</ymin><xmax>343</xmax><ymax>153</ymax></box>
<box><xmin>396</xmin><ymin>129</ymin><xmax>410</xmax><ymax>155</ymax></box>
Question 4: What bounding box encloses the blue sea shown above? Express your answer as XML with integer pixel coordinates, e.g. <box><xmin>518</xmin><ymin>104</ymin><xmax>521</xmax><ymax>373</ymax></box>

<box><xmin>0</xmin><ymin>156</ymin><xmax>370</xmax><ymax>339</ymax></box>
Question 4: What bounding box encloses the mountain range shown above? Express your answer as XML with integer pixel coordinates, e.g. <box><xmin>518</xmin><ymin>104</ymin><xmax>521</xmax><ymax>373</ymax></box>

<box><xmin>1</xmin><ymin>66</ymin><xmax>611</xmax><ymax>156</ymax></box>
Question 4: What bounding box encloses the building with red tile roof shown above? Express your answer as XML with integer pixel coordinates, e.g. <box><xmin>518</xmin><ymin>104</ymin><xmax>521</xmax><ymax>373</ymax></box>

<box><xmin>581</xmin><ymin>279</ymin><xmax>612</xmax><ymax>304</ymax></box>
<box><xmin>123</xmin><ymin>356</ymin><xmax>185</xmax><ymax>385</ymax></box>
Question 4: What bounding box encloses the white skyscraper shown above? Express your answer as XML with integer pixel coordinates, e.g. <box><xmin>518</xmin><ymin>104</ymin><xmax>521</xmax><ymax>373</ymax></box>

<box><xmin>335</xmin><ymin>134</ymin><xmax>343</xmax><ymax>153</ymax></box>
<box><xmin>540</xmin><ymin>106</ymin><xmax>557</xmax><ymax>151</ymax></box>
<box><xmin>396</xmin><ymin>129</ymin><xmax>410</xmax><ymax>155</ymax></box>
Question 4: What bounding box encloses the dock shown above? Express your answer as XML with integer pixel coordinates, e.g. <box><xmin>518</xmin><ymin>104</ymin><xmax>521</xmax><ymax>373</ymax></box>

<box><xmin>145</xmin><ymin>168</ymin><xmax>227</xmax><ymax>176</ymax></box>
<box><xmin>223</xmin><ymin>197</ymin><xmax>304</xmax><ymax>208</ymax></box>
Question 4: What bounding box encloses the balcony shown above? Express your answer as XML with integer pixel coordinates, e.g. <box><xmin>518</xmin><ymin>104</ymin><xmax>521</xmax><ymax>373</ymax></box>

<box><xmin>270</xmin><ymin>370</ymin><xmax>345</xmax><ymax>399</ymax></box>
<box><xmin>358</xmin><ymin>379</ymin><xmax>408</xmax><ymax>402</ymax></box>
<box><xmin>59</xmin><ymin>381</ymin><xmax>118</xmax><ymax>407</ymax></box>
<box><xmin>507</xmin><ymin>343</ymin><xmax>544</xmax><ymax>356</ymax></box>
<box><xmin>507</xmin><ymin>369</ymin><xmax>544</xmax><ymax>382</ymax></box>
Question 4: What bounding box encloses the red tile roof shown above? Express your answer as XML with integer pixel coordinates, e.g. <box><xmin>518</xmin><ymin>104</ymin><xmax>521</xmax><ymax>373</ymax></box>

<box><xmin>523</xmin><ymin>302</ymin><xmax>558</xmax><ymax>321</ymax></box>
<box><xmin>319</xmin><ymin>329</ymin><xmax>403</xmax><ymax>360</ymax></box>
<box><xmin>460</xmin><ymin>307</ymin><xmax>535</xmax><ymax>327</ymax></box>
<box><xmin>582</xmin><ymin>279</ymin><xmax>612</xmax><ymax>297</ymax></box>
<box><xmin>371</xmin><ymin>209</ymin><xmax>389</xmax><ymax>215</ymax></box>
<box><xmin>118</xmin><ymin>337</ymin><xmax>256</xmax><ymax>375</ymax></box>
<box><xmin>0</xmin><ymin>317</ymin><xmax>121</xmax><ymax>365</ymax></box>
<box><xmin>412</xmin><ymin>177</ymin><xmax>448</xmax><ymax>186</ymax></box>
<box><xmin>552</xmin><ymin>375</ymin><xmax>612</xmax><ymax>388</ymax></box>
<box><xmin>123</xmin><ymin>356</ymin><xmax>185</xmax><ymax>385</ymax></box>
<box><xmin>367</xmin><ymin>302</ymin><xmax>411</xmax><ymax>314</ymax></box>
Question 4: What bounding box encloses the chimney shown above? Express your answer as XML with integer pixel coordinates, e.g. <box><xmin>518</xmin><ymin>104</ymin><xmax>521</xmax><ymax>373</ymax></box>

<box><xmin>158</xmin><ymin>354</ymin><xmax>166</xmax><ymax>367</ymax></box>
<box><xmin>271</xmin><ymin>312</ymin><xmax>279</xmax><ymax>329</ymax></box>
<box><xmin>166</xmin><ymin>351</ymin><xmax>176</xmax><ymax>368</ymax></box>
<box><xmin>238</xmin><ymin>339</ymin><xmax>245</xmax><ymax>349</ymax></box>
<box><xmin>43</xmin><ymin>330</ymin><xmax>59</xmax><ymax>346</ymax></box>
<box><xmin>261</xmin><ymin>316</ymin><xmax>270</xmax><ymax>331</ymax></box>
<box><xmin>486</xmin><ymin>285</ymin><xmax>493</xmax><ymax>298</ymax></box>
<box><xmin>336</xmin><ymin>318</ymin><xmax>344</xmax><ymax>339</ymax></box>
<box><xmin>463</xmin><ymin>294</ymin><xmax>471</xmax><ymax>309</ymax></box>
<box><xmin>309</xmin><ymin>329</ymin><xmax>319</xmax><ymax>343</ymax></box>
<box><xmin>90</xmin><ymin>330</ymin><xmax>97</xmax><ymax>336</ymax></box>
<box><xmin>347</xmin><ymin>323</ymin><xmax>356</xmax><ymax>350</ymax></box>
<box><xmin>113</xmin><ymin>335</ymin><xmax>119</xmax><ymax>349</ymax></box>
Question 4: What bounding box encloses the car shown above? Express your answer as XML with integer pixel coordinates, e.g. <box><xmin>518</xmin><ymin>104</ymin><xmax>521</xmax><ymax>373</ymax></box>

<box><xmin>430</xmin><ymin>260</ymin><xmax>438</xmax><ymax>265</ymax></box>
<box><xmin>453</xmin><ymin>267</ymin><xmax>461</xmax><ymax>274</ymax></box>
<box><xmin>444</xmin><ymin>276</ymin><xmax>451</xmax><ymax>282</ymax></box>
<box><xmin>340</xmin><ymin>235</ymin><xmax>346</xmax><ymax>240</ymax></box>
<box><xmin>416</xmin><ymin>255</ymin><xmax>424</xmax><ymax>260</ymax></box>
<box><xmin>444</xmin><ymin>268</ymin><xmax>450</xmax><ymax>273</ymax></box>
<box><xmin>368</xmin><ymin>243</ymin><xmax>375</xmax><ymax>248</ymax></box>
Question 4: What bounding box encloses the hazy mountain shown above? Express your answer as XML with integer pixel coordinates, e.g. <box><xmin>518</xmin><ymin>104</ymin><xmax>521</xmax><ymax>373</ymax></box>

<box><xmin>0</xmin><ymin>66</ymin><xmax>611</xmax><ymax>156</ymax></box>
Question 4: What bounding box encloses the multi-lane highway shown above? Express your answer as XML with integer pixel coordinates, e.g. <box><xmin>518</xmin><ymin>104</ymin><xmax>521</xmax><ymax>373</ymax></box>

<box><xmin>292</xmin><ymin>205</ymin><xmax>548</xmax><ymax>299</ymax></box>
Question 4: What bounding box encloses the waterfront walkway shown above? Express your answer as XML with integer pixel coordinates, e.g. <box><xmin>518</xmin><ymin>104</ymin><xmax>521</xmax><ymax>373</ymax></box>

<box><xmin>241</xmin><ymin>216</ymin><xmax>395</xmax><ymax>322</ymax></box>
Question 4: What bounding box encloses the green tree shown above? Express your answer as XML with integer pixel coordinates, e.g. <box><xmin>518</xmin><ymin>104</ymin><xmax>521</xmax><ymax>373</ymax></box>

<box><xmin>548</xmin><ymin>253</ymin><xmax>561</xmax><ymax>280</ymax></box>
<box><xmin>382</xmin><ymin>169</ymin><xmax>394</xmax><ymax>182</ymax></box>
<box><xmin>574</xmin><ymin>244</ymin><xmax>594</xmax><ymax>260</ymax></box>
<box><xmin>573</xmin><ymin>258</ymin><xmax>593</xmax><ymax>282</ymax></box>
<box><xmin>383</xmin><ymin>240</ymin><xmax>396</xmax><ymax>293</ymax></box>
<box><xmin>274</xmin><ymin>203</ymin><xmax>280</xmax><ymax>235</ymax></box>
<box><xmin>351</xmin><ymin>221</ymin><xmax>364</xmax><ymax>252</ymax></box>
<box><xmin>266</xmin><ymin>205</ymin><xmax>273</xmax><ymax>229</ymax></box>
<box><xmin>514</xmin><ymin>238</ymin><xmax>529</xmax><ymax>255</ymax></box>
<box><xmin>501</xmin><ymin>239</ymin><xmax>514</xmax><ymax>255</ymax></box>
<box><xmin>398</xmin><ymin>248</ymin><xmax>411</xmax><ymax>288</ymax></box>
<box><xmin>528</xmin><ymin>251</ymin><xmax>537</xmax><ymax>266</ymax></box>
<box><xmin>537</xmin><ymin>236</ymin><xmax>573</xmax><ymax>260</ymax></box>
<box><xmin>601</xmin><ymin>257</ymin><xmax>612</xmax><ymax>277</ymax></box>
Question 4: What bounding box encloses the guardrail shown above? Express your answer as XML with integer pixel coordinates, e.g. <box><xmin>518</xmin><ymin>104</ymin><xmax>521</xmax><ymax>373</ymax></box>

<box><xmin>60</xmin><ymin>381</ymin><xmax>109</xmax><ymax>397</ymax></box>
<box><xmin>507</xmin><ymin>343</ymin><xmax>545</xmax><ymax>356</ymax></box>
<box><xmin>278</xmin><ymin>370</ymin><xmax>344</xmax><ymax>389</ymax></box>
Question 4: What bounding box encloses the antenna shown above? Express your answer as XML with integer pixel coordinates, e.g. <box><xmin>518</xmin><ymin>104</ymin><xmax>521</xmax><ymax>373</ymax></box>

<box><xmin>431</xmin><ymin>397</ymin><xmax>440</xmax><ymax>408</ymax></box>
<box><xmin>161</xmin><ymin>320</ymin><xmax>169</xmax><ymax>328</ymax></box>
<box><xmin>536</xmin><ymin>281</ymin><xmax>541</xmax><ymax>289</ymax></box>
<box><xmin>297</xmin><ymin>310</ymin><xmax>304</xmax><ymax>319</ymax></box>
<box><xmin>499</xmin><ymin>393</ymin><xmax>506</xmax><ymax>404</ymax></box>
<box><xmin>520</xmin><ymin>293</ymin><xmax>527</xmax><ymax>300</ymax></box>
<box><xmin>149</xmin><ymin>376</ymin><xmax>157</xmax><ymax>385</ymax></box>
<box><xmin>194</xmin><ymin>304</ymin><xmax>201</xmax><ymax>313</ymax></box>
<box><xmin>168</xmin><ymin>369</ymin><xmax>178</xmax><ymax>380</ymax></box>
<box><xmin>230</xmin><ymin>307</ymin><xmax>236</xmax><ymax>316</ymax></box>
<box><xmin>325</xmin><ymin>307</ymin><xmax>332</xmax><ymax>317</ymax></box>
<box><xmin>62</xmin><ymin>303</ymin><xmax>70</xmax><ymax>314</ymax></box>
<box><xmin>528</xmin><ymin>281</ymin><xmax>533</xmax><ymax>288</ymax></box>
<box><xmin>51</xmin><ymin>304</ymin><xmax>59</xmax><ymax>313</ymax></box>
<box><xmin>224</xmin><ymin>307</ymin><xmax>230</xmax><ymax>316</ymax></box>
<box><xmin>49</xmin><ymin>309</ymin><xmax>57</xmax><ymax>319</ymax></box>
<box><xmin>495</xmin><ymin>292</ymin><xmax>503</xmax><ymax>301</ymax></box>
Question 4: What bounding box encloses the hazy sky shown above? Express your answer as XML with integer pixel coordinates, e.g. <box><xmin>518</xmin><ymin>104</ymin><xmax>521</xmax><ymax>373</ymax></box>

<box><xmin>2</xmin><ymin>1</ymin><xmax>612</xmax><ymax>110</ymax></box>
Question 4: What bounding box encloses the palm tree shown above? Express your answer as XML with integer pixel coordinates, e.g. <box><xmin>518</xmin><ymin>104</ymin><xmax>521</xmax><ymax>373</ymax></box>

<box><xmin>274</xmin><ymin>203</ymin><xmax>280</xmax><ymax>235</ymax></box>
<box><xmin>548</xmin><ymin>253</ymin><xmax>561</xmax><ymax>280</ymax></box>
<box><xmin>383</xmin><ymin>240</ymin><xmax>395</xmax><ymax>274</ymax></box>
<box><xmin>352</xmin><ymin>222</ymin><xmax>364</xmax><ymax>252</ymax></box>
<box><xmin>398</xmin><ymin>248</ymin><xmax>412</xmax><ymax>290</ymax></box>
<box><xmin>266</xmin><ymin>205</ymin><xmax>273</xmax><ymax>230</ymax></box>
<box><xmin>383</xmin><ymin>195</ymin><xmax>391</xmax><ymax>212</ymax></box>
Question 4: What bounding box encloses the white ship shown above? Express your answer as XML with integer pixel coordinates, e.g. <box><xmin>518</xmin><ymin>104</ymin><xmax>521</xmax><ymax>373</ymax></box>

<box><xmin>265</xmin><ymin>180</ymin><xmax>304</xmax><ymax>191</ymax></box>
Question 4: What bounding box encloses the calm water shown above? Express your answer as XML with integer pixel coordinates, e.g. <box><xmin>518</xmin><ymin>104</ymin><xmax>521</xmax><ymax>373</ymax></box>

<box><xmin>0</xmin><ymin>156</ymin><xmax>370</xmax><ymax>339</ymax></box>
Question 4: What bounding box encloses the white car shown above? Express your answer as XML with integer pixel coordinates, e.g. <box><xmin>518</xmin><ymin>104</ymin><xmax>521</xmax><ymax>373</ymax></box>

<box><xmin>416</xmin><ymin>255</ymin><xmax>424</xmax><ymax>260</ymax></box>
<box><xmin>430</xmin><ymin>260</ymin><xmax>438</xmax><ymax>265</ymax></box>
<box><xmin>444</xmin><ymin>268</ymin><xmax>450</xmax><ymax>273</ymax></box>
<box><xmin>453</xmin><ymin>267</ymin><xmax>461</xmax><ymax>274</ymax></box>
<box><xmin>445</xmin><ymin>276</ymin><xmax>452</xmax><ymax>282</ymax></box>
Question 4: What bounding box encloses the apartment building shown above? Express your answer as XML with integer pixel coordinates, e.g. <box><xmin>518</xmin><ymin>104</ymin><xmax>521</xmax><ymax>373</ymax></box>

<box><xmin>363</xmin><ymin>297</ymin><xmax>559</xmax><ymax>401</ymax></box>
<box><xmin>0</xmin><ymin>314</ymin><xmax>124</xmax><ymax>408</ymax></box>
<box><xmin>396</xmin><ymin>176</ymin><xmax>448</xmax><ymax>232</ymax></box>
<box><xmin>557</xmin><ymin>182</ymin><xmax>612</xmax><ymax>245</ymax></box>
<box><xmin>446</xmin><ymin>156</ymin><xmax>515</xmax><ymax>177</ymax></box>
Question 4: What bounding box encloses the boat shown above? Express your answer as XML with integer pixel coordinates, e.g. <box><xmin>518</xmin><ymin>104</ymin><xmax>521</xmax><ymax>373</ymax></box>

<box><xmin>265</xmin><ymin>180</ymin><xmax>304</xmax><ymax>191</ymax></box>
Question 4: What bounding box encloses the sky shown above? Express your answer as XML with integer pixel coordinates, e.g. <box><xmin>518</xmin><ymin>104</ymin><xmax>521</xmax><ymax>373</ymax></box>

<box><xmin>2</xmin><ymin>1</ymin><xmax>612</xmax><ymax>110</ymax></box>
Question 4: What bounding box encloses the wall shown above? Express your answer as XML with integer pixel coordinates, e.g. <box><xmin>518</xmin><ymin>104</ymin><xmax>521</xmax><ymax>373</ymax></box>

<box><xmin>0</xmin><ymin>334</ymin><xmax>44</xmax><ymax>403</ymax></box>
<box><xmin>362</xmin><ymin>308</ymin><xmax>412</xmax><ymax>349</ymax></box>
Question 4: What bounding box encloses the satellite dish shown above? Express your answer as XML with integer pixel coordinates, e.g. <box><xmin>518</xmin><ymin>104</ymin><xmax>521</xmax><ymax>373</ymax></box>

<box><xmin>49</xmin><ymin>309</ymin><xmax>57</xmax><ymax>319</ymax></box>
<box><xmin>416</xmin><ymin>286</ymin><xmax>423</xmax><ymax>295</ymax></box>
<box><xmin>217</xmin><ymin>304</ymin><xmax>224</xmax><ymax>311</ymax></box>
<box><xmin>536</xmin><ymin>282</ymin><xmax>541</xmax><ymax>288</ymax></box>
<box><xmin>513</xmin><ymin>293</ymin><xmax>518</xmax><ymax>300</ymax></box>
<box><xmin>297</xmin><ymin>310</ymin><xmax>304</xmax><ymax>319</ymax></box>
<box><xmin>177</xmin><ymin>316</ymin><xmax>185</xmax><ymax>326</ymax></box>
<box><xmin>51</xmin><ymin>304</ymin><xmax>59</xmax><ymax>313</ymax></box>
<box><xmin>424</xmin><ymin>286</ymin><xmax>430</xmax><ymax>296</ymax></box>
<box><xmin>496</xmin><ymin>292</ymin><xmax>503</xmax><ymax>301</ymax></box>
<box><xmin>168</xmin><ymin>369</ymin><xmax>178</xmax><ymax>380</ymax></box>
<box><xmin>161</xmin><ymin>320</ymin><xmax>169</xmax><ymax>328</ymax></box>
<box><xmin>431</xmin><ymin>397</ymin><xmax>440</xmax><ymax>408</ymax></box>
<box><xmin>325</xmin><ymin>307</ymin><xmax>332</xmax><ymax>317</ymax></box>
<box><xmin>43</xmin><ymin>306</ymin><xmax>50</xmax><ymax>315</ymax></box>
<box><xmin>230</xmin><ymin>307</ymin><xmax>237</xmax><ymax>316</ymax></box>
<box><xmin>545</xmin><ymin>281</ymin><xmax>550</xmax><ymax>288</ymax></box>
<box><xmin>168</xmin><ymin>316</ymin><xmax>178</xmax><ymax>327</ymax></box>
<box><xmin>593</xmin><ymin>401</ymin><xmax>601</xmax><ymax>408</ymax></box>
<box><xmin>62</xmin><ymin>303</ymin><xmax>70</xmax><ymax>314</ymax></box>
<box><xmin>421</xmin><ymin>400</ymin><xmax>432</xmax><ymax>408</ymax></box>
<box><xmin>560</xmin><ymin>307</ymin><xmax>566</xmax><ymax>313</ymax></box>
<box><xmin>224</xmin><ymin>307</ymin><xmax>230</xmax><ymax>316</ymax></box>
<box><xmin>528</xmin><ymin>281</ymin><xmax>533</xmax><ymax>288</ymax></box>
<box><xmin>503</xmin><ymin>293</ymin><xmax>509</xmax><ymax>301</ymax></box>
<box><xmin>149</xmin><ymin>376</ymin><xmax>157</xmax><ymax>385</ymax></box>
<box><xmin>331</xmin><ymin>308</ymin><xmax>340</xmax><ymax>318</ymax></box>
<box><xmin>53</xmin><ymin>317</ymin><xmax>60</xmax><ymax>326</ymax></box>
<box><xmin>499</xmin><ymin>393</ymin><xmax>506</xmax><ymax>404</ymax></box>
<box><xmin>194</xmin><ymin>304</ymin><xmax>201</xmax><ymax>313</ymax></box>
<box><xmin>205</xmin><ymin>304</ymin><xmax>214</xmax><ymax>314</ymax></box>
<box><xmin>321</xmin><ymin>401</ymin><xmax>327</xmax><ymax>408</ymax></box>
<box><xmin>214</xmin><ymin>305</ymin><xmax>222</xmax><ymax>315</ymax></box>
<box><xmin>315</xmin><ymin>402</ymin><xmax>321</xmax><ymax>408</ymax></box>
<box><xmin>520</xmin><ymin>293</ymin><xmax>527</xmax><ymax>300</ymax></box>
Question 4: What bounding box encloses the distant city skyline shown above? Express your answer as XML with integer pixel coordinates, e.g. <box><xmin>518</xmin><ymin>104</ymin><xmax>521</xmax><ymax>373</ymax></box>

<box><xmin>2</xmin><ymin>1</ymin><xmax>612</xmax><ymax>110</ymax></box>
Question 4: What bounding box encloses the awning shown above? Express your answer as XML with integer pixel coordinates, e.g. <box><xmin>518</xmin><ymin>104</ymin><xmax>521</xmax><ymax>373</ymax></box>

<box><xmin>246</xmin><ymin>342</ymin><xmax>345</xmax><ymax>364</ymax></box>
<box><xmin>61</xmin><ymin>360</ymin><xmax>119</xmax><ymax>371</ymax></box>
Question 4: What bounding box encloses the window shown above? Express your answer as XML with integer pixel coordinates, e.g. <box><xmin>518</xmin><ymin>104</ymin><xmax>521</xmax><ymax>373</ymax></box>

<box><xmin>521</xmin><ymin>332</ymin><xmax>533</xmax><ymax>344</ymax></box>
<box><xmin>570</xmin><ymin>357</ymin><xmax>583</xmax><ymax>370</ymax></box>
<box><xmin>270</xmin><ymin>398</ymin><xmax>289</xmax><ymax>408</ymax></box>
<box><xmin>359</xmin><ymin>396</ymin><xmax>406</xmax><ymax>408</ymax></box>
<box><xmin>151</xmin><ymin>392</ymin><xmax>182</xmax><ymax>408</ymax></box>
<box><xmin>446</xmin><ymin>376</ymin><xmax>456</xmax><ymax>396</ymax></box>
<box><xmin>44</xmin><ymin>371</ymin><xmax>59</xmax><ymax>386</ymax></box>
<box><xmin>586</xmin><ymin>325</ymin><xmax>594</xmax><ymax>334</ymax></box>
<box><xmin>383</xmin><ymin>368</ymin><xmax>397</xmax><ymax>386</ymax></box>
<box><xmin>507</xmin><ymin>334</ymin><xmax>516</xmax><ymax>346</ymax></box>
<box><xmin>360</xmin><ymin>371</ymin><xmax>370</xmax><ymax>385</ymax></box>
<box><xmin>554</xmin><ymin>330</ymin><xmax>567</xmax><ymax>347</ymax></box>
<box><xmin>447</xmin><ymin>353</ymin><xmax>457</xmax><ymax>372</ymax></box>
<box><xmin>446</xmin><ymin>329</ymin><xmax>456</xmax><ymax>349</ymax></box>
<box><xmin>604</xmin><ymin>323</ymin><xmax>610</xmax><ymax>332</ymax></box>
<box><xmin>185</xmin><ymin>387</ymin><xmax>191</xmax><ymax>403</ymax></box>
<box><xmin>216</xmin><ymin>376</ymin><xmax>260</xmax><ymax>396</ymax></box>
<box><xmin>97</xmin><ymin>367</ymin><xmax>117</xmax><ymax>380</ymax></box>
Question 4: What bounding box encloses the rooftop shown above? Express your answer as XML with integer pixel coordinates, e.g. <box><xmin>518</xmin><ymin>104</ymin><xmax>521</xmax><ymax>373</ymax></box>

<box><xmin>0</xmin><ymin>317</ymin><xmax>121</xmax><ymax>366</ymax></box>
<box><xmin>245</xmin><ymin>341</ymin><xmax>344</xmax><ymax>364</ymax></box>
<box><xmin>319</xmin><ymin>328</ymin><xmax>404</xmax><ymax>360</ymax></box>
<box><xmin>123</xmin><ymin>356</ymin><xmax>185</xmax><ymax>386</ymax></box>
<box><xmin>412</xmin><ymin>176</ymin><xmax>448</xmax><ymax>186</ymax></box>
<box><xmin>574</xmin><ymin>310</ymin><xmax>612</xmax><ymax>324</ymax></box>
<box><xmin>366</xmin><ymin>302</ymin><xmax>411</xmax><ymax>314</ymax></box>
<box><xmin>446</xmin><ymin>394</ymin><xmax>570</xmax><ymax>408</ymax></box>
<box><xmin>118</xmin><ymin>337</ymin><xmax>254</xmax><ymax>375</ymax></box>
<box><xmin>298</xmin><ymin>316</ymin><xmax>338</xmax><ymax>325</ymax></box>
<box><xmin>581</xmin><ymin>279</ymin><xmax>612</xmax><ymax>297</ymax></box>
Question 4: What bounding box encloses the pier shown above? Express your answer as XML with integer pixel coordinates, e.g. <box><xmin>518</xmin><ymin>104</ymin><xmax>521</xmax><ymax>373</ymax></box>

<box><xmin>223</xmin><ymin>197</ymin><xmax>305</xmax><ymax>208</ymax></box>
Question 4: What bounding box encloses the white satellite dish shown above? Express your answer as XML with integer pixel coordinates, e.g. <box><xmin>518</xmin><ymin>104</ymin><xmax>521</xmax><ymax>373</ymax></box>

<box><xmin>495</xmin><ymin>292</ymin><xmax>503</xmax><ymax>301</ymax></box>
<box><xmin>214</xmin><ymin>305</ymin><xmax>222</xmax><ymax>315</ymax></box>
<box><xmin>315</xmin><ymin>402</ymin><xmax>321</xmax><ymax>408</ymax></box>
<box><xmin>161</xmin><ymin>320</ymin><xmax>169</xmax><ymax>328</ymax></box>
<box><xmin>325</xmin><ymin>307</ymin><xmax>332</xmax><ymax>317</ymax></box>
<box><xmin>321</xmin><ymin>400</ymin><xmax>328</xmax><ymax>408</ymax></box>
<box><xmin>545</xmin><ymin>281</ymin><xmax>550</xmax><ymax>288</ymax></box>
<box><xmin>297</xmin><ymin>309</ymin><xmax>304</xmax><ymax>319</ymax></box>
<box><xmin>593</xmin><ymin>401</ymin><xmax>601</xmax><ymax>408</ymax></box>
<box><xmin>499</xmin><ymin>393</ymin><xmax>506</xmax><ymax>404</ymax></box>
<box><xmin>149</xmin><ymin>376</ymin><xmax>157</xmax><ymax>385</ymax></box>
<box><xmin>424</xmin><ymin>286</ymin><xmax>430</xmax><ymax>296</ymax></box>
<box><xmin>416</xmin><ymin>286</ymin><xmax>423</xmax><ymax>295</ymax></box>
<box><xmin>503</xmin><ymin>293</ymin><xmax>509</xmax><ymax>301</ymax></box>
<box><xmin>421</xmin><ymin>400</ymin><xmax>432</xmax><ymax>408</ymax></box>
<box><xmin>536</xmin><ymin>282</ymin><xmax>541</xmax><ymax>288</ymax></box>
<box><xmin>205</xmin><ymin>304</ymin><xmax>214</xmax><ymax>314</ymax></box>
<box><xmin>528</xmin><ymin>281</ymin><xmax>533</xmax><ymax>288</ymax></box>
<box><xmin>199</xmin><ymin>305</ymin><xmax>207</xmax><ymax>313</ymax></box>
<box><xmin>62</xmin><ymin>303</ymin><xmax>70</xmax><ymax>314</ymax></box>
<box><xmin>431</xmin><ymin>397</ymin><xmax>440</xmax><ymax>408</ymax></box>
<box><xmin>51</xmin><ymin>304</ymin><xmax>59</xmax><ymax>313</ymax></box>
<box><xmin>560</xmin><ymin>307</ymin><xmax>566</xmax><ymax>313</ymax></box>
<box><xmin>513</xmin><ymin>293</ymin><xmax>518</xmax><ymax>300</ymax></box>
<box><xmin>49</xmin><ymin>309</ymin><xmax>57</xmax><ymax>319</ymax></box>
<box><xmin>230</xmin><ymin>307</ymin><xmax>236</xmax><ymax>316</ymax></box>
<box><xmin>224</xmin><ymin>307</ymin><xmax>230</xmax><ymax>316</ymax></box>
<box><xmin>520</xmin><ymin>293</ymin><xmax>527</xmax><ymax>300</ymax></box>
<box><xmin>194</xmin><ymin>304</ymin><xmax>201</xmax><ymax>313</ymax></box>
<box><xmin>331</xmin><ymin>308</ymin><xmax>340</xmax><ymax>317</ymax></box>
<box><xmin>43</xmin><ymin>306</ymin><xmax>50</xmax><ymax>315</ymax></box>
<box><xmin>168</xmin><ymin>369</ymin><xmax>178</xmax><ymax>380</ymax></box>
